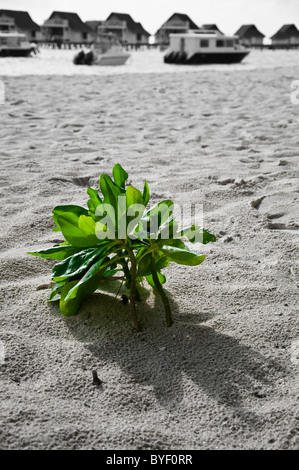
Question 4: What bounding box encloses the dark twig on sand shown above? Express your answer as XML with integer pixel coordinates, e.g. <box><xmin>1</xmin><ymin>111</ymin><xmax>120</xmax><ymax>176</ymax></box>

<box><xmin>92</xmin><ymin>370</ymin><xmax>102</xmax><ymax>387</ymax></box>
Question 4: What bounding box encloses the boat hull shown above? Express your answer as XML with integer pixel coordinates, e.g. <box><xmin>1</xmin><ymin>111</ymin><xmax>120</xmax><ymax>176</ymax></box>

<box><xmin>164</xmin><ymin>51</ymin><xmax>249</xmax><ymax>65</ymax></box>
<box><xmin>93</xmin><ymin>54</ymin><xmax>131</xmax><ymax>66</ymax></box>
<box><xmin>0</xmin><ymin>48</ymin><xmax>32</xmax><ymax>57</ymax></box>
<box><xmin>73</xmin><ymin>49</ymin><xmax>130</xmax><ymax>66</ymax></box>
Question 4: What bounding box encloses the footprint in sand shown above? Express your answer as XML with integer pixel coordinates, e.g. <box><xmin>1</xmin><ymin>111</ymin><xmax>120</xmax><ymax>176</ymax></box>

<box><xmin>10</xmin><ymin>99</ymin><xmax>25</xmax><ymax>106</ymax></box>
<box><xmin>217</xmin><ymin>178</ymin><xmax>235</xmax><ymax>186</ymax></box>
<box><xmin>252</xmin><ymin>193</ymin><xmax>299</xmax><ymax>230</ymax></box>
<box><xmin>72</xmin><ymin>176</ymin><xmax>91</xmax><ymax>187</ymax></box>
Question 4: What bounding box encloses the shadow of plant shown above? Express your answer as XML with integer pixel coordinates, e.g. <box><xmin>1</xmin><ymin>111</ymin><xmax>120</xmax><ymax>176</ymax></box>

<box><xmin>62</xmin><ymin>287</ymin><xmax>285</xmax><ymax>425</ymax></box>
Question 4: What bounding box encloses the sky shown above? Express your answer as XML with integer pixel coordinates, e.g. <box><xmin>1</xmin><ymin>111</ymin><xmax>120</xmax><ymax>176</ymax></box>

<box><xmin>0</xmin><ymin>0</ymin><xmax>298</xmax><ymax>38</ymax></box>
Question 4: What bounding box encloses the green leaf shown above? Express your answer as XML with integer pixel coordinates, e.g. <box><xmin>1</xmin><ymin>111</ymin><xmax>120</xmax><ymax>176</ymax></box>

<box><xmin>137</xmin><ymin>250</ymin><xmax>169</xmax><ymax>277</ymax></box>
<box><xmin>158</xmin><ymin>219</ymin><xmax>179</xmax><ymax>241</ymax></box>
<box><xmin>78</xmin><ymin>215</ymin><xmax>96</xmax><ymax>237</ymax></box>
<box><xmin>95</xmin><ymin>221</ymin><xmax>116</xmax><ymax>240</ymax></box>
<box><xmin>52</xmin><ymin>247</ymin><xmax>106</xmax><ymax>282</ymax></box>
<box><xmin>145</xmin><ymin>272</ymin><xmax>166</xmax><ymax>288</ymax></box>
<box><xmin>59</xmin><ymin>256</ymin><xmax>112</xmax><ymax>317</ymax></box>
<box><xmin>179</xmin><ymin>225</ymin><xmax>216</xmax><ymax>244</ymax></box>
<box><xmin>113</xmin><ymin>163</ymin><xmax>128</xmax><ymax>189</ymax></box>
<box><xmin>201</xmin><ymin>228</ymin><xmax>216</xmax><ymax>244</ymax></box>
<box><xmin>137</xmin><ymin>252</ymin><xmax>152</xmax><ymax>277</ymax></box>
<box><xmin>158</xmin><ymin>237</ymin><xmax>185</xmax><ymax>249</ymax></box>
<box><xmin>160</xmin><ymin>245</ymin><xmax>206</xmax><ymax>266</ymax></box>
<box><xmin>28</xmin><ymin>245</ymin><xmax>83</xmax><ymax>261</ymax></box>
<box><xmin>47</xmin><ymin>282</ymin><xmax>65</xmax><ymax>302</ymax></box>
<box><xmin>126</xmin><ymin>186</ymin><xmax>144</xmax><ymax>208</ymax></box>
<box><xmin>145</xmin><ymin>200</ymin><xmax>174</xmax><ymax>224</ymax></box>
<box><xmin>100</xmin><ymin>174</ymin><xmax>122</xmax><ymax>210</ymax></box>
<box><xmin>87</xmin><ymin>187</ymin><xmax>102</xmax><ymax>213</ymax></box>
<box><xmin>56</xmin><ymin>212</ymin><xmax>100</xmax><ymax>248</ymax></box>
<box><xmin>52</xmin><ymin>205</ymin><xmax>89</xmax><ymax>232</ymax></box>
<box><xmin>59</xmin><ymin>281</ymin><xmax>80</xmax><ymax>317</ymax></box>
<box><xmin>137</xmin><ymin>200</ymin><xmax>174</xmax><ymax>238</ymax></box>
<box><xmin>143</xmin><ymin>180</ymin><xmax>150</xmax><ymax>207</ymax></box>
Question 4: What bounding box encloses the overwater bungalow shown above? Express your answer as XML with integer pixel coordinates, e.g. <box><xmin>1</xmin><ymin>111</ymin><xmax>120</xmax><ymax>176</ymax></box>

<box><xmin>201</xmin><ymin>24</ymin><xmax>224</xmax><ymax>35</ymax></box>
<box><xmin>234</xmin><ymin>25</ymin><xmax>265</xmax><ymax>47</ymax></box>
<box><xmin>271</xmin><ymin>24</ymin><xmax>299</xmax><ymax>48</ymax></box>
<box><xmin>85</xmin><ymin>21</ymin><xmax>105</xmax><ymax>41</ymax></box>
<box><xmin>99</xmin><ymin>13</ymin><xmax>150</xmax><ymax>45</ymax></box>
<box><xmin>42</xmin><ymin>11</ymin><xmax>93</xmax><ymax>44</ymax></box>
<box><xmin>85</xmin><ymin>21</ymin><xmax>104</xmax><ymax>32</ymax></box>
<box><xmin>155</xmin><ymin>13</ymin><xmax>199</xmax><ymax>45</ymax></box>
<box><xmin>0</xmin><ymin>9</ymin><xmax>42</xmax><ymax>41</ymax></box>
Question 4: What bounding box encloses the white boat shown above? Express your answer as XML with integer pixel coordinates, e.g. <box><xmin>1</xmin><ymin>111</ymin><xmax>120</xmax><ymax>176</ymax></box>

<box><xmin>74</xmin><ymin>33</ymin><xmax>131</xmax><ymax>66</ymax></box>
<box><xmin>164</xmin><ymin>30</ymin><xmax>250</xmax><ymax>65</ymax></box>
<box><xmin>0</xmin><ymin>32</ymin><xmax>34</xmax><ymax>57</ymax></box>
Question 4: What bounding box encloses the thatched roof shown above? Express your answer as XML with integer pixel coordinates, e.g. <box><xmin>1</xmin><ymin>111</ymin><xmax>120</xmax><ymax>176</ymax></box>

<box><xmin>0</xmin><ymin>9</ymin><xmax>40</xmax><ymax>31</ymax></box>
<box><xmin>47</xmin><ymin>11</ymin><xmax>92</xmax><ymax>32</ymax></box>
<box><xmin>157</xmin><ymin>13</ymin><xmax>199</xmax><ymax>32</ymax></box>
<box><xmin>134</xmin><ymin>22</ymin><xmax>150</xmax><ymax>37</ymax></box>
<box><xmin>105</xmin><ymin>12</ymin><xmax>150</xmax><ymax>36</ymax></box>
<box><xmin>271</xmin><ymin>24</ymin><xmax>299</xmax><ymax>40</ymax></box>
<box><xmin>201</xmin><ymin>24</ymin><xmax>224</xmax><ymax>35</ymax></box>
<box><xmin>235</xmin><ymin>25</ymin><xmax>265</xmax><ymax>39</ymax></box>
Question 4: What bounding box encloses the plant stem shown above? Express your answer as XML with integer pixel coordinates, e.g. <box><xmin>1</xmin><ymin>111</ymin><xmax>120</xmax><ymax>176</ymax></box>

<box><xmin>150</xmin><ymin>254</ymin><xmax>173</xmax><ymax>327</ymax></box>
<box><xmin>125</xmin><ymin>244</ymin><xmax>141</xmax><ymax>331</ymax></box>
<box><xmin>120</xmin><ymin>257</ymin><xmax>140</xmax><ymax>301</ymax></box>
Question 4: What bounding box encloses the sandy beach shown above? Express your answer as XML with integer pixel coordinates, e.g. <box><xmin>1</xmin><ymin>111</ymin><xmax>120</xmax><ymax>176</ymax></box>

<box><xmin>0</xmin><ymin>53</ymin><xmax>299</xmax><ymax>449</ymax></box>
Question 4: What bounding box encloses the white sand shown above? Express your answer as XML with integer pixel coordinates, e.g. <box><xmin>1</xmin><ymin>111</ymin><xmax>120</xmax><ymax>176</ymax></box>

<box><xmin>0</xmin><ymin>64</ymin><xmax>299</xmax><ymax>449</ymax></box>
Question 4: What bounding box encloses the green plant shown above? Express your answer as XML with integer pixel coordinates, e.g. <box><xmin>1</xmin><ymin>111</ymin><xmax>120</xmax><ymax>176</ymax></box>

<box><xmin>28</xmin><ymin>164</ymin><xmax>216</xmax><ymax>330</ymax></box>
